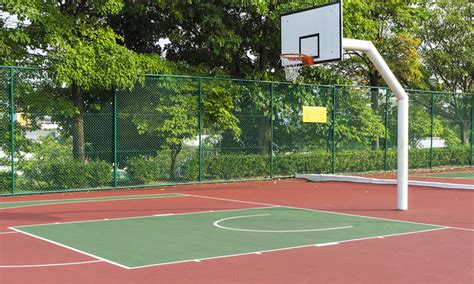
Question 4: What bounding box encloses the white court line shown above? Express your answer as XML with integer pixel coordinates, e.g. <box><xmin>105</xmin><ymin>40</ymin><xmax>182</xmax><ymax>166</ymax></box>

<box><xmin>12</xmin><ymin>206</ymin><xmax>277</xmax><ymax>229</ymax></box>
<box><xmin>9</xmin><ymin>227</ymin><xmax>131</xmax><ymax>269</ymax></box>
<box><xmin>9</xmin><ymin>206</ymin><xmax>277</xmax><ymax>270</ymax></box>
<box><xmin>0</xmin><ymin>231</ymin><xmax>18</xmax><ymax>235</ymax></box>
<box><xmin>0</xmin><ymin>193</ymin><xmax>187</xmax><ymax>210</ymax></box>
<box><xmin>0</xmin><ymin>260</ymin><xmax>103</xmax><ymax>268</ymax></box>
<box><xmin>129</xmin><ymin>227</ymin><xmax>448</xmax><ymax>270</ymax></box>
<box><xmin>315</xmin><ymin>242</ymin><xmax>339</xmax><ymax>247</ymax></box>
<box><xmin>213</xmin><ymin>214</ymin><xmax>353</xmax><ymax>233</ymax></box>
<box><xmin>7</xmin><ymin>194</ymin><xmax>465</xmax><ymax>270</ymax></box>
<box><xmin>447</xmin><ymin>226</ymin><xmax>474</xmax><ymax>232</ymax></box>
<box><xmin>185</xmin><ymin>194</ymin><xmax>466</xmax><ymax>230</ymax></box>
<box><xmin>0</xmin><ymin>193</ymin><xmax>186</xmax><ymax>205</ymax></box>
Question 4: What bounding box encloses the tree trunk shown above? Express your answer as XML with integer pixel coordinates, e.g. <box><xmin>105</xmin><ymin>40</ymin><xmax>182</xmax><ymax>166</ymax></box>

<box><xmin>460</xmin><ymin>122</ymin><xmax>469</xmax><ymax>145</ymax></box>
<box><xmin>71</xmin><ymin>82</ymin><xmax>86</xmax><ymax>162</ymax></box>
<box><xmin>258</xmin><ymin>17</ymin><xmax>269</xmax><ymax>72</ymax></box>
<box><xmin>257</xmin><ymin>118</ymin><xmax>270</xmax><ymax>154</ymax></box>
<box><xmin>169</xmin><ymin>147</ymin><xmax>182</xmax><ymax>180</ymax></box>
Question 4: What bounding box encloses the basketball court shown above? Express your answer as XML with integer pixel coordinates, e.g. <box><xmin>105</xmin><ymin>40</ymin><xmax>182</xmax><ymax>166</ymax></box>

<box><xmin>1</xmin><ymin>1</ymin><xmax>472</xmax><ymax>283</ymax></box>
<box><xmin>1</xmin><ymin>179</ymin><xmax>473</xmax><ymax>283</ymax></box>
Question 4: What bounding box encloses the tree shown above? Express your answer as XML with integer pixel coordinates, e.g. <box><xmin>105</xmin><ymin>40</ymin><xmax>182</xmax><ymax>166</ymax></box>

<box><xmin>0</xmin><ymin>1</ymin><xmax>34</xmax><ymax>64</ymax></box>
<box><xmin>120</xmin><ymin>77</ymin><xmax>240</xmax><ymax>180</ymax></box>
<box><xmin>111</xmin><ymin>1</ymin><xmax>426</xmax><ymax>152</ymax></box>
<box><xmin>110</xmin><ymin>1</ymin><xmax>335</xmax><ymax>79</ymax></box>
<box><xmin>408</xmin><ymin>104</ymin><xmax>459</xmax><ymax>148</ymax></box>
<box><xmin>417</xmin><ymin>0</ymin><xmax>473</xmax><ymax>145</ymax></box>
<box><xmin>340</xmin><ymin>0</ymin><xmax>424</xmax><ymax>87</ymax></box>
<box><xmin>2</xmin><ymin>0</ymin><xmax>167</xmax><ymax>161</ymax></box>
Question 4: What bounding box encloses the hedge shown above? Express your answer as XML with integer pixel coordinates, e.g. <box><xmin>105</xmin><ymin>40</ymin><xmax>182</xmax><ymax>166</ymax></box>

<box><xmin>2</xmin><ymin>145</ymin><xmax>469</xmax><ymax>194</ymax></box>
<box><xmin>21</xmin><ymin>159</ymin><xmax>111</xmax><ymax>191</ymax></box>
<box><xmin>0</xmin><ymin>171</ymin><xmax>15</xmax><ymax>194</ymax></box>
<box><xmin>125</xmin><ymin>145</ymin><xmax>471</xmax><ymax>183</ymax></box>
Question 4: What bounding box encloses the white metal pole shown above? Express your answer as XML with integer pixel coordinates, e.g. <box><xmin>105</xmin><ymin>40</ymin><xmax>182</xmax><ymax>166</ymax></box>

<box><xmin>342</xmin><ymin>38</ymin><xmax>409</xmax><ymax>210</ymax></box>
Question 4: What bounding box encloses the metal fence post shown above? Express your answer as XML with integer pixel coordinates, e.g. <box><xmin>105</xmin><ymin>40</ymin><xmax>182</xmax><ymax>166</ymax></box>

<box><xmin>269</xmin><ymin>83</ymin><xmax>274</xmax><ymax>179</ymax></box>
<box><xmin>113</xmin><ymin>90</ymin><xmax>118</xmax><ymax>187</ymax></box>
<box><xmin>332</xmin><ymin>86</ymin><xmax>337</xmax><ymax>174</ymax></box>
<box><xmin>471</xmin><ymin>94</ymin><xmax>474</xmax><ymax>167</ymax></box>
<box><xmin>430</xmin><ymin>92</ymin><xmax>435</xmax><ymax>169</ymax></box>
<box><xmin>384</xmin><ymin>90</ymin><xmax>390</xmax><ymax>171</ymax></box>
<box><xmin>198</xmin><ymin>79</ymin><xmax>203</xmax><ymax>182</ymax></box>
<box><xmin>9</xmin><ymin>67</ymin><xmax>15</xmax><ymax>194</ymax></box>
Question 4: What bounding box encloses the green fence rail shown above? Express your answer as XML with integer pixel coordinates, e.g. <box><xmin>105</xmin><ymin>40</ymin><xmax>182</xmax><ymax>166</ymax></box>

<box><xmin>0</xmin><ymin>66</ymin><xmax>472</xmax><ymax>195</ymax></box>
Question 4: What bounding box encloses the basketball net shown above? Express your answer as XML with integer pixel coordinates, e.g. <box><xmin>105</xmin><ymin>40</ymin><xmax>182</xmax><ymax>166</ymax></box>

<box><xmin>280</xmin><ymin>54</ymin><xmax>314</xmax><ymax>82</ymax></box>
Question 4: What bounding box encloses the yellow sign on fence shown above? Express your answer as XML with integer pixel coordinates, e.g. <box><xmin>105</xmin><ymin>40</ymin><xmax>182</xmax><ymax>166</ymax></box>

<box><xmin>302</xmin><ymin>106</ymin><xmax>327</xmax><ymax>123</ymax></box>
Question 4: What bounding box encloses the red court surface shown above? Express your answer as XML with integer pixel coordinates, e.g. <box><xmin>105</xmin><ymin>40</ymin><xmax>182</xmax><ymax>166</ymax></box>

<box><xmin>1</xmin><ymin>179</ymin><xmax>473</xmax><ymax>284</ymax></box>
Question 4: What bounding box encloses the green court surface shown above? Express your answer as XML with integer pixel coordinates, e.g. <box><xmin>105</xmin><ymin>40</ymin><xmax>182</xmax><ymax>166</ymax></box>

<box><xmin>13</xmin><ymin>207</ymin><xmax>443</xmax><ymax>269</ymax></box>
<box><xmin>418</xmin><ymin>171</ymin><xmax>474</xmax><ymax>179</ymax></box>
<box><xmin>0</xmin><ymin>193</ymin><xmax>184</xmax><ymax>209</ymax></box>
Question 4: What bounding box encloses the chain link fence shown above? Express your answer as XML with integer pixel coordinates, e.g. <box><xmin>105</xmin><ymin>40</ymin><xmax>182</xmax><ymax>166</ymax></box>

<box><xmin>1</xmin><ymin>66</ymin><xmax>472</xmax><ymax>195</ymax></box>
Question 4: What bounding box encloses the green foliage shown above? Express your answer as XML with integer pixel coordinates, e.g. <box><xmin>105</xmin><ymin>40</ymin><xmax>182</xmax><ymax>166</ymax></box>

<box><xmin>126</xmin><ymin>154</ymin><xmax>171</xmax><ymax>184</ymax></box>
<box><xmin>20</xmin><ymin>136</ymin><xmax>111</xmax><ymax>191</ymax></box>
<box><xmin>418</xmin><ymin>0</ymin><xmax>473</xmax><ymax>93</ymax></box>
<box><xmin>274</xmin><ymin>151</ymin><xmax>332</xmax><ymax>175</ymax></box>
<box><xmin>416</xmin><ymin>0</ymin><xmax>473</xmax><ymax>145</ymax></box>
<box><xmin>124</xmin><ymin>145</ymin><xmax>471</xmax><ymax>183</ymax></box>
<box><xmin>0</xmin><ymin>0</ymin><xmax>36</xmax><ymax>64</ymax></box>
<box><xmin>121</xmin><ymin>77</ymin><xmax>241</xmax><ymax>179</ymax></box>
<box><xmin>430</xmin><ymin>146</ymin><xmax>471</xmax><ymax>167</ymax></box>
<box><xmin>202</xmin><ymin>153</ymin><xmax>269</xmax><ymax>180</ymax></box>
<box><xmin>335</xmin><ymin>88</ymin><xmax>386</xmax><ymax>145</ymax></box>
<box><xmin>52</xmin><ymin>27</ymin><xmax>143</xmax><ymax>91</ymax></box>
<box><xmin>202</xmin><ymin>84</ymin><xmax>241</xmax><ymax>139</ymax></box>
<box><xmin>0</xmin><ymin>171</ymin><xmax>15</xmax><ymax>193</ymax></box>
<box><xmin>125</xmin><ymin>149</ymin><xmax>196</xmax><ymax>184</ymax></box>
<box><xmin>408</xmin><ymin>104</ymin><xmax>460</xmax><ymax>147</ymax></box>
<box><xmin>340</xmin><ymin>0</ymin><xmax>424</xmax><ymax>87</ymax></box>
<box><xmin>23</xmin><ymin>159</ymin><xmax>111</xmax><ymax>191</ymax></box>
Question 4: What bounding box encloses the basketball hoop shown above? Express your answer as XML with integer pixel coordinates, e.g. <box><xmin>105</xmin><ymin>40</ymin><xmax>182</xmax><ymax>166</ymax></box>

<box><xmin>280</xmin><ymin>54</ymin><xmax>314</xmax><ymax>82</ymax></box>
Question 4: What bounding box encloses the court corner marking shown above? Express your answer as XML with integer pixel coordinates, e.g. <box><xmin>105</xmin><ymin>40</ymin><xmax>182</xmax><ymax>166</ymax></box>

<box><xmin>8</xmin><ymin>227</ymin><xmax>133</xmax><ymax>270</ymax></box>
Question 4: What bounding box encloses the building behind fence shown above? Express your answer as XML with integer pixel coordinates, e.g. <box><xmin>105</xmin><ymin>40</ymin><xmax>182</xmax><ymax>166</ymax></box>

<box><xmin>0</xmin><ymin>66</ymin><xmax>473</xmax><ymax>195</ymax></box>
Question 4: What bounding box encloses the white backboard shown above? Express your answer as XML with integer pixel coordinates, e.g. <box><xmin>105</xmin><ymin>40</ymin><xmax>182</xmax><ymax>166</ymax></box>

<box><xmin>281</xmin><ymin>1</ymin><xmax>343</xmax><ymax>66</ymax></box>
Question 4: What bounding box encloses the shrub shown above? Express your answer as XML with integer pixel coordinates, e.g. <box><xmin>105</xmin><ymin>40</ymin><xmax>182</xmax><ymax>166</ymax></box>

<box><xmin>335</xmin><ymin>149</ymin><xmax>386</xmax><ymax>172</ymax></box>
<box><xmin>273</xmin><ymin>151</ymin><xmax>332</xmax><ymax>176</ymax></box>
<box><xmin>0</xmin><ymin>171</ymin><xmax>15</xmax><ymax>194</ymax></box>
<box><xmin>431</xmin><ymin>146</ymin><xmax>470</xmax><ymax>167</ymax></box>
<box><xmin>126</xmin><ymin>154</ymin><xmax>171</xmax><ymax>184</ymax></box>
<box><xmin>201</xmin><ymin>153</ymin><xmax>269</xmax><ymax>180</ymax></box>
<box><xmin>124</xmin><ymin>145</ymin><xmax>471</xmax><ymax>184</ymax></box>
<box><xmin>125</xmin><ymin>149</ymin><xmax>198</xmax><ymax>184</ymax></box>
<box><xmin>23</xmin><ymin>159</ymin><xmax>111</xmax><ymax>191</ymax></box>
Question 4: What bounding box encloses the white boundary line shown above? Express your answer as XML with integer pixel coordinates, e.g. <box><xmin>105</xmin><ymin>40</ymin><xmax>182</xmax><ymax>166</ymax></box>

<box><xmin>12</xmin><ymin>206</ymin><xmax>277</xmax><ymax>228</ymax></box>
<box><xmin>9</xmin><ymin>206</ymin><xmax>277</xmax><ymax>270</ymax></box>
<box><xmin>447</xmin><ymin>226</ymin><xmax>474</xmax><ymax>232</ymax></box>
<box><xmin>0</xmin><ymin>192</ymin><xmax>185</xmax><ymax>205</ymax></box>
<box><xmin>0</xmin><ymin>260</ymin><xmax>103</xmax><ymax>268</ymax></box>
<box><xmin>0</xmin><ymin>193</ymin><xmax>187</xmax><ymax>210</ymax></box>
<box><xmin>186</xmin><ymin>194</ymin><xmax>474</xmax><ymax>231</ymax></box>
<box><xmin>6</xmin><ymin>194</ymin><xmax>470</xmax><ymax>270</ymax></box>
<box><xmin>9</xmin><ymin>227</ymin><xmax>131</xmax><ymax>269</ymax></box>
<box><xmin>0</xmin><ymin>231</ymin><xmax>18</xmax><ymax>235</ymax></box>
<box><xmin>129</xmin><ymin>227</ymin><xmax>448</xmax><ymax>270</ymax></box>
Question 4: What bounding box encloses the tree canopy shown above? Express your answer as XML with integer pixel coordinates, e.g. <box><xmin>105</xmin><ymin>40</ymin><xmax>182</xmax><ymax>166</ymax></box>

<box><xmin>0</xmin><ymin>0</ymin><xmax>471</xmax><ymax>171</ymax></box>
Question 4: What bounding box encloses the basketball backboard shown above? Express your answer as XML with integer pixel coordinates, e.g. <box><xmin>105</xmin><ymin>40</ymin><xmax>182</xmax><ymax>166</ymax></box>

<box><xmin>280</xmin><ymin>1</ymin><xmax>343</xmax><ymax>66</ymax></box>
